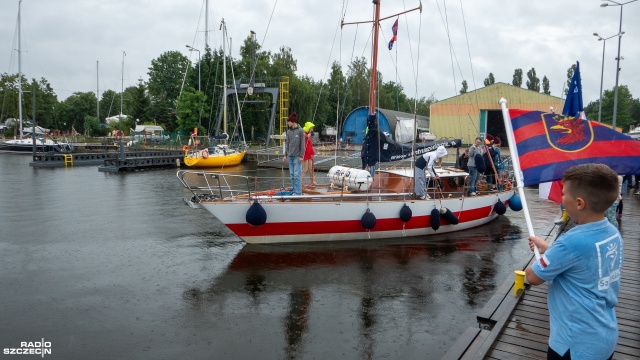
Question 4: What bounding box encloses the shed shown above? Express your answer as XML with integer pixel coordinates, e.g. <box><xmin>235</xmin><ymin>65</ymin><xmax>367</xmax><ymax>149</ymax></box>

<box><xmin>341</xmin><ymin>106</ymin><xmax>429</xmax><ymax>145</ymax></box>
<box><xmin>430</xmin><ymin>83</ymin><xmax>564</xmax><ymax>146</ymax></box>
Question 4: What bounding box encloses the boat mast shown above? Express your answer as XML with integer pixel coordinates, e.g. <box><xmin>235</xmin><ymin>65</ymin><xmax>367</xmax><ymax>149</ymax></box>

<box><xmin>17</xmin><ymin>0</ymin><xmax>23</xmax><ymax>139</ymax></box>
<box><xmin>368</xmin><ymin>0</ymin><xmax>381</xmax><ymax>117</ymax></box>
<box><xmin>205</xmin><ymin>0</ymin><xmax>209</xmax><ymax>50</ymax></box>
<box><xmin>96</xmin><ymin>60</ymin><xmax>100</xmax><ymax>120</ymax></box>
<box><xmin>220</xmin><ymin>19</ymin><xmax>227</xmax><ymax>138</ymax></box>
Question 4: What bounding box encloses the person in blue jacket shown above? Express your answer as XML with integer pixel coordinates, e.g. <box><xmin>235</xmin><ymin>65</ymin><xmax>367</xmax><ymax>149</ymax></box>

<box><xmin>526</xmin><ymin>164</ymin><xmax>623</xmax><ymax>360</ymax></box>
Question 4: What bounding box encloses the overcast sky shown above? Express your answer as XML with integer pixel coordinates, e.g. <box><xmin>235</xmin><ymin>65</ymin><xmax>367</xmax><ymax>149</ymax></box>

<box><xmin>2</xmin><ymin>0</ymin><xmax>639</xmax><ymax>112</ymax></box>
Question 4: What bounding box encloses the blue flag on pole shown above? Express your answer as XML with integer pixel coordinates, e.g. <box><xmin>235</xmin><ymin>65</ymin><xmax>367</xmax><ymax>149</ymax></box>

<box><xmin>562</xmin><ymin>61</ymin><xmax>583</xmax><ymax>118</ymax></box>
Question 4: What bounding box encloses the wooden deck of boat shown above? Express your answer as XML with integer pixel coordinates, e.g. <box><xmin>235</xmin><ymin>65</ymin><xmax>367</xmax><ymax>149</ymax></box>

<box><xmin>443</xmin><ymin>191</ymin><xmax>640</xmax><ymax>360</ymax></box>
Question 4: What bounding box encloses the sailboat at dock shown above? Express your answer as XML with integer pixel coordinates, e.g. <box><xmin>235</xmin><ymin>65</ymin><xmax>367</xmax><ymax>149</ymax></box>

<box><xmin>177</xmin><ymin>1</ymin><xmax>518</xmax><ymax>244</ymax></box>
<box><xmin>0</xmin><ymin>0</ymin><xmax>73</xmax><ymax>154</ymax></box>
<box><xmin>183</xmin><ymin>18</ymin><xmax>246</xmax><ymax>168</ymax></box>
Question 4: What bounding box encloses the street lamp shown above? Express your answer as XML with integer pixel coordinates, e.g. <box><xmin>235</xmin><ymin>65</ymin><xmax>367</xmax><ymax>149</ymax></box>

<box><xmin>185</xmin><ymin>45</ymin><xmax>201</xmax><ymax>127</ymax></box>
<box><xmin>593</xmin><ymin>32</ymin><xmax>621</xmax><ymax>123</ymax></box>
<box><xmin>600</xmin><ymin>0</ymin><xmax>638</xmax><ymax>130</ymax></box>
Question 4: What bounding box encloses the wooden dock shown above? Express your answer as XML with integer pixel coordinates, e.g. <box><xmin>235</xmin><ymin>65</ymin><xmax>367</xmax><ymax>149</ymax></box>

<box><xmin>443</xmin><ymin>192</ymin><xmax>640</xmax><ymax>359</ymax></box>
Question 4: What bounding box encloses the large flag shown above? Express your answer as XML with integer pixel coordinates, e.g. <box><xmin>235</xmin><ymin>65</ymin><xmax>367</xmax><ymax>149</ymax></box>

<box><xmin>540</xmin><ymin>61</ymin><xmax>583</xmax><ymax>202</ymax></box>
<box><xmin>562</xmin><ymin>61</ymin><xmax>584</xmax><ymax>118</ymax></box>
<box><xmin>509</xmin><ymin>109</ymin><xmax>640</xmax><ymax>186</ymax></box>
<box><xmin>388</xmin><ymin>19</ymin><xmax>398</xmax><ymax>50</ymax></box>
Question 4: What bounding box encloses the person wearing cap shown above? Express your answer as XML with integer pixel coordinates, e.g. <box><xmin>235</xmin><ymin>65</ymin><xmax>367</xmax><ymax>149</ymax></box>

<box><xmin>302</xmin><ymin>122</ymin><xmax>316</xmax><ymax>186</ymax></box>
<box><xmin>414</xmin><ymin>145</ymin><xmax>447</xmax><ymax>200</ymax></box>
<box><xmin>283</xmin><ymin>112</ymin><xmax>306</xmax><ymax>195</ymax></box>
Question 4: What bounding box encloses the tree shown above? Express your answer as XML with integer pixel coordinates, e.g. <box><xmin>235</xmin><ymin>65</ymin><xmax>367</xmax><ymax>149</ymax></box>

<box><xmin>270</xmin><ymin>46</ymin><xmax>297</xmax><ymax>78</ymax></box>
<box><xmin>512</xmin><ymin>69</ymin><xmax>523</xmax><ymax>87</ymax></box>
<box><xmin>147</xmin><ymin>51</ymin><xmax>190</xmax><ymax>130</ymax></box>
<box><xmin>526</xmin><ymin>68</ymin><xmax>540</xmax><ymax>92</ymax></box>
<box><xmin>460</xmin><ymin>80</ymin><xmax>468</xmax><ymax>94</ymax></box>
<box><xmin>584</xmin><ymin>85</ymin><xmax>637</xmax><ymax>131</ymax></box>
<box><xmin>176</xmin><ymin>87</ymin><xmax>209</xmax><ymax>134</ymax></box>
<box><xmin>542</xmin><ymin>76</ymin><xmax>551</xmax><ymax>95</ymax></box>
<box><xmin>565</xmin><ymin>64</ymin><xmax>577</xmax><ymax>96</ymax></box>
<box><xmin>128</xmin><ymin>79</ymin><xmax>151</xmax><ymax>124</ymax></box>
<box><xmin>57</xmin><ymin>92</ymin><xmax>97</xmax><ymax>133</ymax></box>
<box><xmin>346</xmin><ymin>57</ymin><xmax>370</xmax><ymax>108</ymax></box>
<box><xmin>483</xmin><ymin>73</ymin><xmax>495</xmax><ymax>87</ymax></box>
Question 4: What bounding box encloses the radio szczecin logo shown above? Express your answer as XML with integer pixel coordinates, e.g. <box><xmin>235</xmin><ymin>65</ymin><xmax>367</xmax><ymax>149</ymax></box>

<box><xmin>3</xmin><ymin>339</ymin><xmax>52</xmax><ymax>357</ymax></box>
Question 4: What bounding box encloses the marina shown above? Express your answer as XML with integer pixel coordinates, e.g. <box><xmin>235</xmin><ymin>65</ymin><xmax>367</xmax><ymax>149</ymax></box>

<box><xmin>0</xmin><ymin>152</ymin><xmax>561</xmax><ymax>359</ymax></box>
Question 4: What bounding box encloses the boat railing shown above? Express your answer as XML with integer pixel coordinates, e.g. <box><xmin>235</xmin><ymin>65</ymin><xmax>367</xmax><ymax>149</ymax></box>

<box><xmin>177</xmin><ymin>170</ymin><xmax>253</xmax><ymax>201</ymax></box>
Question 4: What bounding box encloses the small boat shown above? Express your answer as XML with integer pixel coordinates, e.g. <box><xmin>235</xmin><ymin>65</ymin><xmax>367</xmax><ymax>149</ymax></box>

<box><xmin>183</xmin><ymin>135</ymin><xmax>246</xmax><ymax>167</ymax></box>
<box><xmin>183</xmin><ymin>19</ymin><xmax>246</xmax><ymax>168</ymax></box>
<box><xmin>627</xmin><ymin>125</ymin><xmax>640</xmax><ymax>140</ymax></box>
<box><xmin>0</xmin><ymin>136</ymin><xmax>73</xmax><ymax>153</ymax></box>
<box><xmin>0</xmin><ymin>1</ymin><xmax>73</xmax><ymax>154</ymax></box>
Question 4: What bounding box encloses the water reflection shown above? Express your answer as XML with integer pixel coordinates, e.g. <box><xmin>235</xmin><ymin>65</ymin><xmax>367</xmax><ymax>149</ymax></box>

<box><xmin>180</xmin><ymin>218</ymin><xmax>526</xmax><ymax>358</ymax></box>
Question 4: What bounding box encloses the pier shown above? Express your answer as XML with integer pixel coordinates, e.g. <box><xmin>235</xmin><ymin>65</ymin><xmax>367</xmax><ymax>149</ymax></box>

<box><xmin>443</xmin><ymin>192</ymin><xmax>640</xmax><ymax>359</ymax></box>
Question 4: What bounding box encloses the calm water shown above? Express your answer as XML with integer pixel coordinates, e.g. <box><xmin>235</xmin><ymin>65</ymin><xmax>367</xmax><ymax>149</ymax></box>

<box><xmin>0</xmin><ymin>153</ymin><xmax>558</xmax><ymax>359</ymax></box>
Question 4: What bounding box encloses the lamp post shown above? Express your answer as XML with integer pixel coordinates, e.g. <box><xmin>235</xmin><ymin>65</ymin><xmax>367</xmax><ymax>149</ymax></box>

<box><xmin>600</xmin><ymin>0</ymin><xmax>638</xmax><ymax>130</ymax></box>
<box><xmin>185</xmin><ymin>45</ymin><xmax>201</xmax><ymax>127</ymax></box>
<box><xmin>593</xmin><ymin>32</ymin><xmax>620</xmax><ymax>123</ymax></box>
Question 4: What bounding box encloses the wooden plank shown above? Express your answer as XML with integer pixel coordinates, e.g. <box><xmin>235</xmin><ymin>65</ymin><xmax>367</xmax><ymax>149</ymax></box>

<box><xmin>441</xmin><ymin>327</ymin><xmax>483</xmax><ymax>360</ymax></box>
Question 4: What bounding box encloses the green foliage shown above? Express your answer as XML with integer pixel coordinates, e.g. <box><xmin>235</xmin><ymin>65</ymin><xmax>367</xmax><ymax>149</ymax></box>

<box><xmin>176</xmin><ymin>87</ymin><xmax>209</xmax><ymax>134</ymax></box>
<box><xmin>565</xmin><ymin>64</ymin><xmax>576</xmax><ymax>96</ymax></box>
<box><xmin>584</xmin><ymin>85</ymin><xmax>638</xmax><ymax>131</ymax></box>
<box><xmin>58</xmin><ymin>91</ymin><xmax>97</xmax><ymax>133</ymax></box>
<box><xmin>512</xmin><ymin>68</ymin><xmax>523</xmax><ymax>87</ymax></box>
<box><xmin>147</xmin><ymin>51</ymin><xmax>190</xmax><ymax>130</ymax></box>
<box><xmin>483</xmin><ymin>73</ymin><xmax>495</xmax><ymax>87</ymax></box>
<box><xmin>83</xmin><ymin>115</ymin><xmax>109</xmax><ymax>136</ymax></box>
<box><xmin>460</xmin><ymin>80</ymin><xmax>468</xmax><ymax>94</ymax></box>
<box><xmin>526</xmin><ymin>68</ymin><xmax>540</xmax><ymax>92</ymax></box>
<box><xmin>542</xmin><ymin>76</ymin><xmax>551</xmax><ymax>95</ymax></box>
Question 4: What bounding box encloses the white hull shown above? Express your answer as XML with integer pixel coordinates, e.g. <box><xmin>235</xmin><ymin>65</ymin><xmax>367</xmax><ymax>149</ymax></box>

<box><xmin>199</xmin><ymin>192</ymin><xmax>511</xmax><ymax>244</ymax></box>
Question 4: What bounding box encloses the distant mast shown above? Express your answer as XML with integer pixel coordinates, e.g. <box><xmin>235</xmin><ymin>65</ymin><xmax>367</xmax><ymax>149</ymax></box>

<box><xmin>205</xmin><ymin>0</ymin><xmax>209</xmax><ymax>50</ymax></box>
<box><xmin>220</xmin><ymin>18</ymin><xmax>227</xmax><ymax>138</ymax></box>
<box><xmin>96</xmin><ymin>60</ymin><xmax>100</xmax><ymax>120</ymax></box>
<box><xmin>17</xmin><ymin>0</ymin><xmax>23</xmax><ymax>139</ymax></box>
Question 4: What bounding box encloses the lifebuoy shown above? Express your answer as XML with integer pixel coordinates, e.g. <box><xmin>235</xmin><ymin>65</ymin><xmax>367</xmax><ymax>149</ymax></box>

<box><xmin>201</xmin><ymin>148</ymin><xmax>209</xmax><ymax>159</ymax></box>
<box><xmin>114</xmin><ymin>130</ymin><xmax>125</xmax><ymax>140</ymax></box>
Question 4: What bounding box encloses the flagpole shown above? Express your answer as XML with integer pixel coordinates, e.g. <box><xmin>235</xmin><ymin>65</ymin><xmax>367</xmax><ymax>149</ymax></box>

<box><xmin>500</xmin><ymin>98</ymin><xmax>541</xmax><ymax>260</ymax></box>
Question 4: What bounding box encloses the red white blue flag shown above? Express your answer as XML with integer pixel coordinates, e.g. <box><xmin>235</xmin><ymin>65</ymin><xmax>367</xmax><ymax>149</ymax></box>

<box><xmin>510</xmin><ymin>109</ymin><xmax>640</xmax><ymax>186</ymax></box>
<box><xmin>388</xmin><ymin>19</ymin><xmax>398</xmax><ymax>50</ymax></box>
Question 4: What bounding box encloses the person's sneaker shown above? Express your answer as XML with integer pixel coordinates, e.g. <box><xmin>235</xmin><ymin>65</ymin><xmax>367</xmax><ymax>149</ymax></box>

<box><xmin>491</xmin><ymin>188</ymin><xmax>498</xmax><ymax>192</ymax></box>
<box><xmin>635</xmin><ymin>191</ymin><xmax>640</xmax><ymax>195</ymax></box>
<box><xmin>418</xmin><ymin>194</ymin><xmax>430</xmax><ymax>200</ymax></box>
<box><xmin>468</xmin><ymin>191</ymin><xmax>477</xmax><ymax>196</ymax></box>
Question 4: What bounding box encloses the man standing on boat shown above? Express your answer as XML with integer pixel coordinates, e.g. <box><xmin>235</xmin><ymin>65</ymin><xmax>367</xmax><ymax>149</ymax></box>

<box><xmin>283</xmin><ymin>113</ymin><xmax>306</xmax><ymax>195</ymax></box>
<box><xmin>414</xmin><ymin>146</ymin><xmax>447</xmax><ymax>200</ymax></box>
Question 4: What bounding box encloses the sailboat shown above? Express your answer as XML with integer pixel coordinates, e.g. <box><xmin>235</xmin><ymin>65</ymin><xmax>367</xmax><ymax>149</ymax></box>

<box><xmin>176</xmin><ymin>1</ymin><xmax>517</xmax><ymax>244</ymax></box>
<box><xmin>0</xmin><ymin>0</ymin><xmax>73</xmax><ymax>154</ymax></box>
<box><xmin>183</xmin><ymin>18</ymin><xmax>246</xmax><ymax>168</ymax></box>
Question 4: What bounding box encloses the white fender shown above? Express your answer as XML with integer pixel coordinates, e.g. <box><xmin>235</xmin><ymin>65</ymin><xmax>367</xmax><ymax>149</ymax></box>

<box><xmin>328</xmin><ymin>166</ymin><xmax>373</xmax><ymax>191</ymax></box>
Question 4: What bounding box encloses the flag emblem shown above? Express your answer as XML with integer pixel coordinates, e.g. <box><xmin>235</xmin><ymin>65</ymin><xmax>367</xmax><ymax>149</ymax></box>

<box><xmin>542</xmin><ymin>113</ymin><xmax>594</xmax><ymax>151</ymax></box>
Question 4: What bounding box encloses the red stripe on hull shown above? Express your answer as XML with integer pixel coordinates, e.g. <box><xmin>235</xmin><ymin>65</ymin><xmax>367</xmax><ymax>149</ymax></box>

<box><xmin>228</xmin><ymin>205</ymin><xmax>493</xmax><ymax>237</ymax></box>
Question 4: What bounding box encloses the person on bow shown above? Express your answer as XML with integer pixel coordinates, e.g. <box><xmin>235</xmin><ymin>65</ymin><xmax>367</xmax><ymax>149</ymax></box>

<box><xmin>283</xmin><ymin>113</ymin><xmax>306</xmax><ymax>195</ymax></box>
<box><xmin>302</xmin><ymin>122</ymin><xmax>316</xmax><ymax>186</ymax></box>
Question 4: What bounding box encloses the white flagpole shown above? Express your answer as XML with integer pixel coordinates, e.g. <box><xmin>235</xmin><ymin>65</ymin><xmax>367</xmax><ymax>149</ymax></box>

<box><xmin>500</xmin><ymin>98</ymin><xmax>541</xmax><ymax>260</ymax></box>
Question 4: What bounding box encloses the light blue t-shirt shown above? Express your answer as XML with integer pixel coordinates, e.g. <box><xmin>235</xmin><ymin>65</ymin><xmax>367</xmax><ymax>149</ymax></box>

<box><xmin>532</xmin><ymin>219</ymin><xmax>623</xmax><ymax>359</ymax></box>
